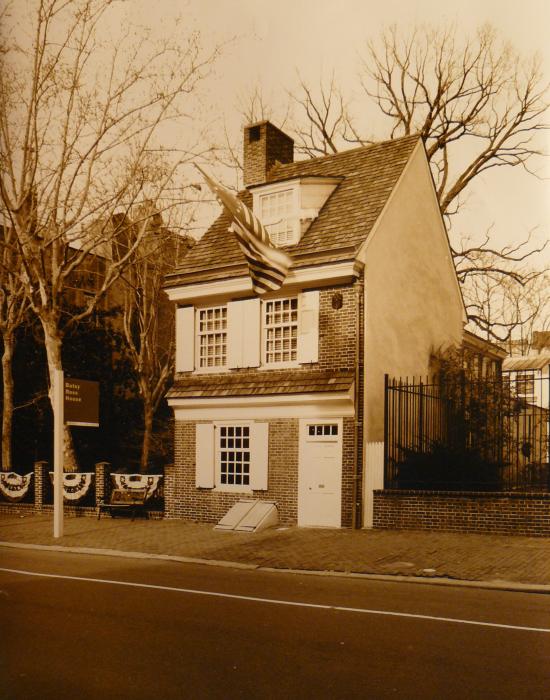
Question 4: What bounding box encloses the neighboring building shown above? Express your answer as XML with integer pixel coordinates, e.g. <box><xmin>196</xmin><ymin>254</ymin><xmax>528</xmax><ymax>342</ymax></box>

<box><xmin>462</xmin><ymin>329</ymin><xmax>506</xmax><ymax>379</ymax></box>
<box><xmin>164</xmin><ymin>121</ymin><xmax>466</xmax><ymax>528</ymax></box>
<box><xmin>502</xmin><ymin>332</ymin><xmax>550</xmax><ymax>468</ymax></box>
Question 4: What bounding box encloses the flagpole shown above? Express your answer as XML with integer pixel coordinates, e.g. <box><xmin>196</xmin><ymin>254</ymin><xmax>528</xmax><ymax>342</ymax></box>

<box><xmin>53</xmin><ymin>368</ymin><xmax>64</xmax><ymax>538</ymax></box>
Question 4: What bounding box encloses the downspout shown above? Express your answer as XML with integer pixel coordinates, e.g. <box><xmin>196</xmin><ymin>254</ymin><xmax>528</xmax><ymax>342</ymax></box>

<box><xmin>351</xmin><ymin>275</ymin><xmax>364</xmax><ymax>529</ymax></box>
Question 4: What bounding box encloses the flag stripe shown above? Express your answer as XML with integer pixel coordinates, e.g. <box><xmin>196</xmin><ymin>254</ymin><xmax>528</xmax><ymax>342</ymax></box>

<box><xmin>195</xmin><ymin>165</ymin><xmax>292</xmax><ymax>295</ymax></box>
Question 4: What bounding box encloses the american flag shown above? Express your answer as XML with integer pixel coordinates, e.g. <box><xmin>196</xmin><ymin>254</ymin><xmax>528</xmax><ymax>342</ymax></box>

<box><xmin>195</xmin><ymin>165</ymin><xmax>292</xmax><ymax>295</ymax></box>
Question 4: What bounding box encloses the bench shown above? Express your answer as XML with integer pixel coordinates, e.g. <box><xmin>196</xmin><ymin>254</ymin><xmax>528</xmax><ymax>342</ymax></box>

<box><xmin>97</xmin><ymin>488</ymin><xmax>149</xmax><ymax>520</ymax></box>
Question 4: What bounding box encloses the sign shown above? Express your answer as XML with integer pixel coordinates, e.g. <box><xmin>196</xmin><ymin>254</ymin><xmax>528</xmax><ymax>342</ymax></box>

<box><xmin>64</xmin><ymin>378</ymin><xmax>99</xmax><ymax>427</ymax></box>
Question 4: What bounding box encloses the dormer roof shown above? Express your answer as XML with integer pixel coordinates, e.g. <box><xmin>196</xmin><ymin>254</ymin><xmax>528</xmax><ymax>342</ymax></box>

<box><xmin>165</xmin><ymin>133</ymin><xmax>420</xmax><ymax>288</ymax></box>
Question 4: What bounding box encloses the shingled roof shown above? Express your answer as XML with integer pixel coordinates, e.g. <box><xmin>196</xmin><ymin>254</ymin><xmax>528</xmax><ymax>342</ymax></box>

<box><xmin>167</xmin><ymin>369</ymin><xmax>354</xmax><ymax>399</ymax></box>
<box><xmin>165</xmin><ymin>134</ymin><xmax>420</xmax><ymax>287</ymax></box>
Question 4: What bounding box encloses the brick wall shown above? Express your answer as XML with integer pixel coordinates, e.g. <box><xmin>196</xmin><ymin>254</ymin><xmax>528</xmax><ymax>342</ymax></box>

<box><xmin>373</xmin><ymin>490</ymin><xmax>550</xmax><ymax>536</ymax></box>
<box><xmin>167</xmin><ymin>416</ymin><xmax>357</xmax><ymax>527</ymax></box>
<box><xmin>318</xmin><ymin>285</ymin><xmax>357</xmax><ymax>371</ymax></box>
<box><xmin>0</xmin><ymin>462</ymin><xmax>164</xmax><ymax>519</ymax></box>
<box><xmin>166</xmin><ymin>419</ymin><xmax>299</xmax><ymax>524</ymax></box>
<box><xmin>243</xmin><ymin>122</ymin><xmax>294</xmax><ymax>187</ymax></box>
<box><xmin>167</xmin><ymin>281</ymin><xmax>364</xmax><ymax>526</ymax></box>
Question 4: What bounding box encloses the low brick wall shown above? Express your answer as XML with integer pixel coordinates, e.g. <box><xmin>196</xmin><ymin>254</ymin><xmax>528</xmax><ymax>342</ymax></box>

<box><xmin>373</xmin><ymin>490</ymin><xmax>550</xmax><ymax>537</ymax></box>
<box><xmin>0</xmin><ymin>462</ymin><xmax>164</xmax><ymax>520</ymax></box>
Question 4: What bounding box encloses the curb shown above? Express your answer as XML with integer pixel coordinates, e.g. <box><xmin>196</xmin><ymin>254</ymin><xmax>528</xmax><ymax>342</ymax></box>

<box><xmin>2</xmin><ymin>541</ymin><xmax>550</xmax><ymax>594</ymax></box>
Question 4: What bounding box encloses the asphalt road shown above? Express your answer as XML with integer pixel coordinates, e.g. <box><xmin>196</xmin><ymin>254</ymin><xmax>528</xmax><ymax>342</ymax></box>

<box><xmin>1</xmin><ymin>548</ymin><xmax>549</xmax><ymax>699</ymax></box>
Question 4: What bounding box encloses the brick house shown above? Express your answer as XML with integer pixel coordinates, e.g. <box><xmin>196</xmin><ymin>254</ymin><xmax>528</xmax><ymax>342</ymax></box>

<box><xmin>163</xmin><ymin>121</ymin><xmax>466</xmax><ymax>527</ymax></box>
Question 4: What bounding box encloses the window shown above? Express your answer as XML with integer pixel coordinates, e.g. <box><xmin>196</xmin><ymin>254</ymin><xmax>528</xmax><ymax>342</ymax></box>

<box><xmin>308</xmin><ymin>424</ymin><xmax>338</xmax><ymax>437</ymax></box>
<box><xmin>264</xmin><ymin>297</ymin><xmax>298</xmax><ymax>364</ymax></box>
<box><xmin>516</xmin><ymin>371</ymin><xmax>535</xmax><ymax>400</ymax></box>
<box><xmin>260</xmin><ymin>189</ymin><xmax>296</xmax><ymax>246</ymax></box>
<box><xmin>198</xmin><ymin>306</ymin><xmax>227</xmax><ymax>368</ymax></box>
<box><xmin>218</xmin><ymin>425</ymin><xmax>250</xmax><ymax>487</ymax></box>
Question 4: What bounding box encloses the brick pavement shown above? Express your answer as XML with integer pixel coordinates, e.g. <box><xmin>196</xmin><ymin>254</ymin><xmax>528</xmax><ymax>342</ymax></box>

<box><xmin>1</xmin><ymin>513</ymin><xmax>550</xmax><ymax>587</ymax></box>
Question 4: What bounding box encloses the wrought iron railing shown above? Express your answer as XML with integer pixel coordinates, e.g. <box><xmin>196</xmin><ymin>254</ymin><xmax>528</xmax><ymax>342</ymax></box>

<box><xmin>384</xmin><ymin>373</ymin><xmax>550</xmax><ymax>491</ymax></box>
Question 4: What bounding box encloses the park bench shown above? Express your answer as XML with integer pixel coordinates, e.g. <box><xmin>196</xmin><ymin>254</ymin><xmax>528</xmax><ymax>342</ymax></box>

<box><xmin>97</xmin><ymin>487</ymin><xmax>149</xmax><ymax>520</ymax></box>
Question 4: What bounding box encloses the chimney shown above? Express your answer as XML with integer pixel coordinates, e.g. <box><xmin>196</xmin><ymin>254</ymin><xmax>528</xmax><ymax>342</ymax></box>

<box><xmin>243</xmin><ymin>121</ymin><xmax>294</xmax><ymax>187</ymax></box>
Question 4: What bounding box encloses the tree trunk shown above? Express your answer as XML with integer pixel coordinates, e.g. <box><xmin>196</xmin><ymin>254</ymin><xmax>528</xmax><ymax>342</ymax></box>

<box><xmin>42</xmin><ymin>323</ymin><xmax>79</xmax><ymax>472</ymax></box>
<box><xmin>1</xmin><ymin>332</ymin><xmax>15</xmax><ymax>471</ymax></box>
<box><xmin>140</xmin><ymin>400</ymin><xmax>153</xmax><ymax>473</ymax></box>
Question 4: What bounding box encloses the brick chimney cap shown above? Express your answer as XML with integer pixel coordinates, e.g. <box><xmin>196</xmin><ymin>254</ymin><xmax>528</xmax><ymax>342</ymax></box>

<box><xmin>244</xmin><ymin>120</ymin><xmax>294</xmax><ymax>144</ymax></box>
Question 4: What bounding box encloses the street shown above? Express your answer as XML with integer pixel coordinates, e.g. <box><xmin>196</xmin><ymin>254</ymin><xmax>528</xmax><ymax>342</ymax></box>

<box><xmin>1</xmin><ymin>548</ymin><xmax>549</xmax><ymax>699</ymax></box>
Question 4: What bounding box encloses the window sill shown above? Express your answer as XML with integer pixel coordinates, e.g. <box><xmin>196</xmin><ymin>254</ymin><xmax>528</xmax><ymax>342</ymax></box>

<box><xmin>213</xmin><ymin>486</ymin><xmax>252</xmax><ymax>494</ymax></box>
<box><xmin>194</xmin><ymin>366</ymin><xmax>229</xmax><ymax>374</ymax></box>
<box><xmin>260</xmin><ymin>361</ymin><xmax>300</xmax><ymax>370</ymax></box>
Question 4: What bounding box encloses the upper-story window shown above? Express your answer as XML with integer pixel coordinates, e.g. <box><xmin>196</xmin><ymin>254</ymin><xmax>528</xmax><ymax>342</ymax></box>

<box><xmin>259</xmin><ymin>189</ymin><xmax>297</xmax><ymax>246</ymax></box>
<box><xmin>198</xmin><ymin>306</ymin><xmax>227</xmax><ymax>369</ymax></box>
<box><xmin>264</xmin><ymin>297</ymin><xmax>298</xmax><ymax>364</ymax></box>
<box><xmin>515</xmin><ymin>371</ymin><xmax>535</xmax><ymax>400</ymax></box>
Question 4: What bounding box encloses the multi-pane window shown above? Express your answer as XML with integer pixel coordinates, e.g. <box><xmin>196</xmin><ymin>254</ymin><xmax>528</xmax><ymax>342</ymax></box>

<box><xmin>198</xmin><ymin>306</ymin><xmax>227</xmax><ymax>368</ymax></box>
<box><xmin>516</xmin><ymin>371</ymin><xmax>535</xmax><ymax>400</ymax></box>
<box><xmin>219</xmin><ymin>425</ymin><xmax>250</xmax><ymax>487</ymax></box>
<box><xmin>260</xmin><ymin>189</ymin><xmax>296</xmax><ymax>246</ymax></box>
<box><xmin>308</xmin><ymin>424</ymin><xmax>338</xmax><ymax>437</ymax></box>
<box><xmin>264</xmin><ymin>298</ymin><xmax>298</xmax><ymax>364</ymax></box>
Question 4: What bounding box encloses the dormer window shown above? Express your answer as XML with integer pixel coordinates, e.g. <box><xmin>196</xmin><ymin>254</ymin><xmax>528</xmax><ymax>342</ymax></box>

<box><xmin>259</xmin><ymin>188</ymin><xmax>298</xmax><ymax>246</ymax></box>
<box><xmin>251</xmin><ymin>176</ymin><xmax>341</xmax><ymax>248</ymax></box>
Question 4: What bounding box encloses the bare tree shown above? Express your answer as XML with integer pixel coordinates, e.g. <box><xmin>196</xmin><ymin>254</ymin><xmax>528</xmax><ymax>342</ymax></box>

<box><xmin>0</xmin><ymin>0</ymin><xmax>219</xmax><ymax>469</ymax></box>
<box><xmin>288</xmin><ymin>72</ymin><xmax>351</xmax><ymax>158</ymax></box>
<box><xmin>287</xmin><ymin>24</ymin><xmax>548</xmax><ymax>214</ymax></box>
<box><xmin>0</xmin><ymin>223</ymin><xmax>31</xmax><ymax>470</ymax></box>
<box><xmin>276</xmin><ymin>23</ymin><xmax>548</xmax><ymax>339</ymax></box>
<box><xmin>463</xmin><ymin>249</ymin><xmax>549</xmax><ymax>343</ymax></box>
<box><xmin>120</xmin><ymin>205</ymin><xmax>194</xmax><ymax>472</ymax></box>
<box><xmin>361</xmin><ymin>24</ymin><xmax>547</xmax><ymax>216</ymax></box>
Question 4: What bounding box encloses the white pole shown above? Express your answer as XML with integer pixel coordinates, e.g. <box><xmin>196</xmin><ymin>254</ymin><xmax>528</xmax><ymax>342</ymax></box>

<box><xmin>53</xmin><ymin>368</ymin><xmax>64</xmax><ymax>538</ymax></box>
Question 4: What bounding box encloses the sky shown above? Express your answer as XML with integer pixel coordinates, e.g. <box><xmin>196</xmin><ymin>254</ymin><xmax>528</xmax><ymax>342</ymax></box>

<box><xmin>148</xmin><ymin>0</ymin><xmax>549</xmax><ymax>263</ymax></box>
<box><xmin>8</xmin><ymin>0</ymin><xmax>550</xmax><ymax>262</ymax></box>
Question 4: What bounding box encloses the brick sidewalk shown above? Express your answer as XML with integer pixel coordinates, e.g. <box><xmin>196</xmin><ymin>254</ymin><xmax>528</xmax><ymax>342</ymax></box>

<box><xmin>1</xmin><ymin>513</ymin><xmax>550</xmax><ymax>586</ymax></box>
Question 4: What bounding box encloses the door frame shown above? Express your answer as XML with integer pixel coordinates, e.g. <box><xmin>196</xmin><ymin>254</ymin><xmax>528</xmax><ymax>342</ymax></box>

<box><xmin>297</xmin><ymin>417</ymin><xmax>343</xmax><ymax>527</ymax></box>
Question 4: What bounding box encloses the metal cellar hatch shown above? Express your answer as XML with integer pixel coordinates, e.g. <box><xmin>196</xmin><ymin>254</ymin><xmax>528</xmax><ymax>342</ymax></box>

<box><xmin>214</xmin><ymin>499</ymin><xmax>279</xmax><ymax>532</ymax></box>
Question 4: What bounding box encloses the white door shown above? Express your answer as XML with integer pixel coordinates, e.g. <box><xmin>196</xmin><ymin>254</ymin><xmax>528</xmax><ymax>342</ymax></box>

<box><xmin>298</xmin><ymin>420</ymin><xmax>342</xmax><ymax>527</ymax></box>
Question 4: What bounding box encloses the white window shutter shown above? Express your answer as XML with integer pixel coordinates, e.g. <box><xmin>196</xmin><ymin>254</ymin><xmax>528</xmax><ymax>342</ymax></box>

<box><xmin>297</xmin><ymin>290</ymin><xmax>319</xmax><ymax>364</ymax></box>
<box><xmin>227</xmin><ymin>299</ymin><xmax>261</xmax><ymax>368</ymax></box>
<box><xmin>195</xmin><ymin>423</ymin><xmax>215</xmax><ymax>488</ymax></box>
<box><xmin>176</xmin><ymin>306</ymin><xmax>195</xmax><ymax>372</ymax></box>
<box><xmin>227</xmin><ymin>301</ymin><xmax>243</xmax><ymax>369</ymax></box>
<box><xmin>241</xmin><ymin>298</ymin><xmax>261</xmax><ymax>368</ymax></box>
<box><xmin>250</xmin><ymin>422</ymin><xmax>269</xmax><ymax>491</ymax></box>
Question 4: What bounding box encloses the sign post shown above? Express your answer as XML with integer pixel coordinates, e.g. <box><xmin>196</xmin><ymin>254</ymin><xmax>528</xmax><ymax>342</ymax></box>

<box><xmin>52</xmin><ymin>375</ymin><xmax>99</xmax><ymax>539</ymax></box>
<box><xmin>53</xmin><ymin>369</ymin><xmax>64</xmax><ymax>539</ymax></box>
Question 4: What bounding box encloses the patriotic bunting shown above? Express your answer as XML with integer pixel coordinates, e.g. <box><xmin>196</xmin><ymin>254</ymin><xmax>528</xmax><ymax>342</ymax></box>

<box><xmin>48</xmin><ymin>472</ymin><xmax>95</xmax><ymax>501</ymax></box>
<box><xmin>0</xmin><ymin>472</ymin><xmax>33</xmax><ymax>502</ymax></box>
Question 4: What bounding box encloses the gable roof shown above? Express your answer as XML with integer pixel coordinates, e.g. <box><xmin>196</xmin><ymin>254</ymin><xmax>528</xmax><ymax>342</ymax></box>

<box><xmin>165</xmin><ymin>134</ymin><xmax>420</xmax><ymax>287</ymax></box>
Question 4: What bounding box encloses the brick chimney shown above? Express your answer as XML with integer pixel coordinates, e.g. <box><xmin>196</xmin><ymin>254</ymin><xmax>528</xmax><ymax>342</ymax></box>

<box><xmin>243</xmin><ymin>121</ymin><xmax>294</xmax><ymax>187</ymax></box>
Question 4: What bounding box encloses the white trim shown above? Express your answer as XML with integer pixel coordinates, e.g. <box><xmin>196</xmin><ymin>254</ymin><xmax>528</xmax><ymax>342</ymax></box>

<box><xmin>297</xmin><ymin>290</ymin><xmax>320</xmax><ymax>364</ymax></box>
<box><xmin>170</xmin><ymin>389</ymin><xmax>354</xmax><ymax>421</ymax></box>
<box><xmin>363</xmin><ymin>441</ymin><xmax>384</xmax><ymax>528</ymax></box>
<box><xmin>214</xmin><ymin>421</ymin><xmax>253</xmax><ymax>493</ymax></box>
<box><xmin>262</xmin><ymin>296</ymin><xmax>299</xmax><ymax>366</ymax></box>
<box><xmin>257</xmin><ymin>185</ymin><xmax>300</xmax><ymax>246</ymax></box>
<box><xmin>195</xmin><ymin>304</ymin><xmax>228</xmax><ymax>371</ymax></box>
<box><xmin>165</xmin><ymin>260</ymin><xmax>360</xmax><ymax>303</ymax></box>
<box><xmin>176</xmin><ymin>306</ymin><xmax>195</xmax><ymax>373</ymax></box>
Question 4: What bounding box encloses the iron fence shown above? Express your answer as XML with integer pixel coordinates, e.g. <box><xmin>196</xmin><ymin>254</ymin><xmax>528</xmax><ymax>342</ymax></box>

<box><xmin>384</xmin><ymin>373</ymin><xmax>550</xmax><ymax>491</ymax></box>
